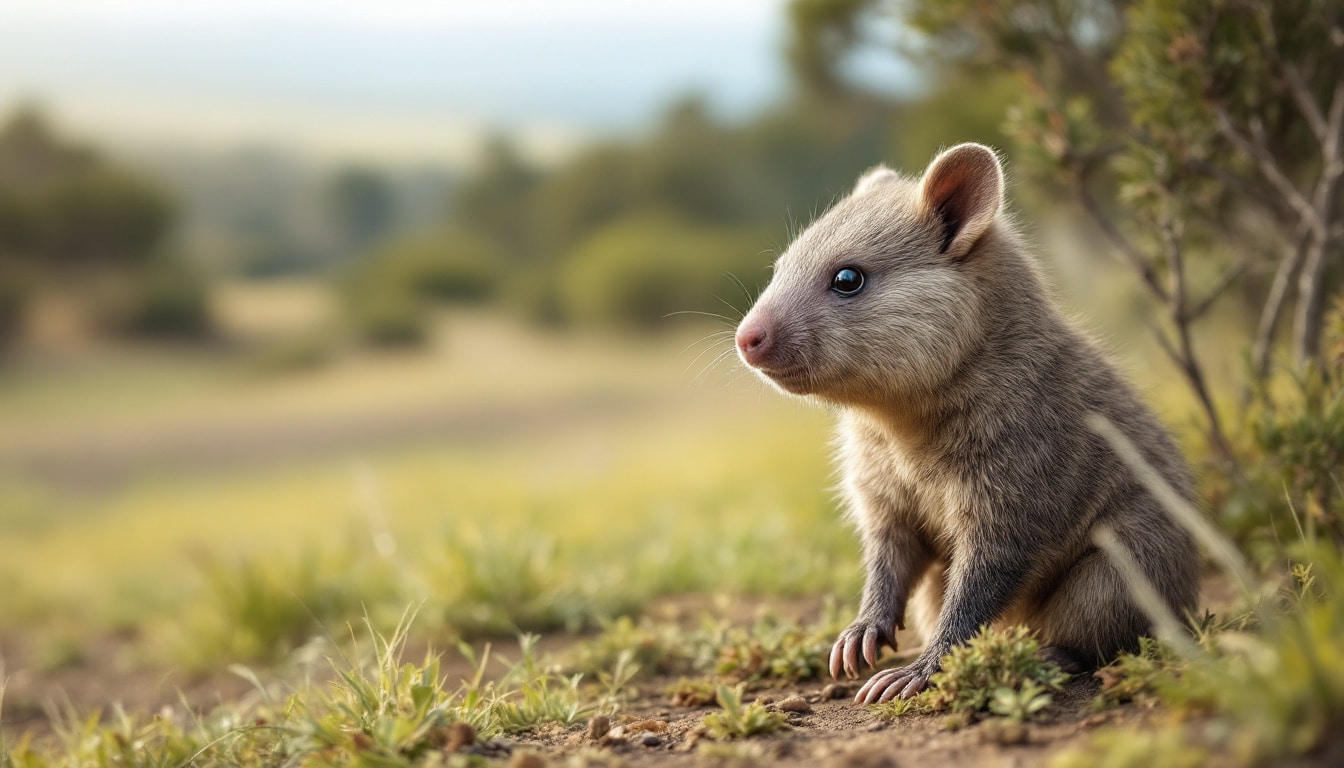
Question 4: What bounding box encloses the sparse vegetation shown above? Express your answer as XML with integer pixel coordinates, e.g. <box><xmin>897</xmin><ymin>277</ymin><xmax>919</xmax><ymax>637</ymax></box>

<box><xmin>2</xmin><ymin>614</ymin><xmax>619</xmax><ymax>768</ymax></box>
<box><xmin>701</xmin><ymin>685</ymin><xmax>790</xmax><ymax>740</ymax></box>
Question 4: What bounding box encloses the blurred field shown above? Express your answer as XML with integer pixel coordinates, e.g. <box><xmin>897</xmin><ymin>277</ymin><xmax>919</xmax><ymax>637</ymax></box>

<box><xmin>0</xmin><ymin>285</ymin><xmax>861</xmax><ymax>665</ymax></box>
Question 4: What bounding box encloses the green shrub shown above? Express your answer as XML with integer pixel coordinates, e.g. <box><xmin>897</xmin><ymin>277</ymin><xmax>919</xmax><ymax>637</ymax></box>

<box><xmin>556</xmin><ymin>213</ymin><xmax>770</xmax><ymax>329</ymax></box>
<box><xmin>358</xmin><ymin>231</ymin><xmax>505</xmax><ymax>305</ymax></box>
<box><xmin>116</xmin><ymin>255</ymin><xmax>212</xmax><ymax>338</ymax></box>
<box><xmin>346</xmin><ymin>288</ymin><xmax>428</xmax><ymax>347</ymax></box>
<box><xmin>340</xmin><ymin>230</ymin><xmax>507</xmax><ymax>347</ymax></box>
<box><xmin>1226</xmin><ymin>300</ymin><xmax>1344</xmax><ymax>549</ymax></box>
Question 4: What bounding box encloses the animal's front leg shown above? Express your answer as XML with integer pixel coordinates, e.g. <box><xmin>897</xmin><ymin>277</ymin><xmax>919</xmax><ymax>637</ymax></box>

<box><xmin>830</xmin><ymin>520</ymin><xmax>933</xmax><ymax>679</ymax></box>
<box><xmin>854</xmin><ymin>525</ymin><xmax>1033</xmax><ymax>703</ymax></box>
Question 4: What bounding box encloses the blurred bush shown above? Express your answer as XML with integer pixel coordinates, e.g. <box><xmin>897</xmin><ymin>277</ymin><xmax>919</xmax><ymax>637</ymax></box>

<box><xmin>115</xmin><ymin>255</ymin><xmax>213</xmax><ymax>338</ymax></box>
<box><xmin>340</xmin><ymin>229</ymin><xmax>506</xmax><ymax>346</ymax></box>
<box><xmin>556</xmin><ymin>213</ymin><xmax>767</xmax><ymax>328</ymax></box>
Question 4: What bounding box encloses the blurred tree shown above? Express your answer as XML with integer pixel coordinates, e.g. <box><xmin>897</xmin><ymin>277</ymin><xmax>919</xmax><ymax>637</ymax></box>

<box><xmin>786</xmin><ymin>0</ymin><xmax>883</xmax><ymax>100</ymax></box>
<box><xmin>0</xmin><ymin>107</ymin><xmax>207</xmax><ymax>343</ymax></box>
<box><xmin>635</xmin><ymin>97</ymin><xmax>749</xmax><ymax>223</ymax></box>
<box><xmin>788</xmin><ymin>0</ymin><xmax>1344</xmax><ymax>470</ymax></box>
<box><xmin>0</xmin><ymin>108</ymin><xmax>174</xmax><ymax>267</ymax></box>
<box><xmin>451</xmin><ymin>137</ymin><xmax>539</xmax><ymax>263</ymax></box>
<box><xmin>326</xmin><ymin>166</ymin><xmax>395</xmax><ymax>256</ymax></box>
<box><xmin>532</xmin><ymin>145</ymin><xmax>636</xmax><ymax>253</ymax></box>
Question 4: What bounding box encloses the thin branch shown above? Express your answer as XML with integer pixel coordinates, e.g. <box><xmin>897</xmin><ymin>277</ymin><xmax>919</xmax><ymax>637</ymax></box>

<box><xmin>1159</xmin><ymin>214</ymin><xmax>1238</xmax><ymax>472</ymax></box>
<box><xmin>1149</xmin><ymin>321</ymin><xmax>1182</xmax><ymax>368</ymax></box>
<box><xmin>1184</xmin><ymin>158</ymin><xmax>1296</xmax><ymax>226</ymax></box>
<box><xmin>1324</xmin><ymin>75</ymin><xmax>1344</xmax><ymax>172</ymax></box>
<box><xmin>1214</xmin><ymin>105</ymin><xmax>1320</xmax><ymax>230</ymax></box>
<box><xmin>1292</xmin><ymin>67</ymin><xmax>1344</xmax><ymax>364</ymax></box>
<box><xmin>1252</xmin><ymin>235</ymin><xmax>1308</xmax><ymax>381</ymax></box>
<box><xmin>1072</xmin><ymin>166</ymin><xmax>1170</xmax><ymax>303</ymax></box>
<box><xmin>1185</xmin><ymin>259</ymin><xmax>1248</xmax><ymax>323</ymax></box>
<box><xmin>1279</xmin><ymin>61</ymin><xmax>1329</xmax><ymax>143</ymax></box>
<box><xmin>1284</xmin><ymin>62</ymin><xmax>1327</xmax><ymax>141</ymax></box>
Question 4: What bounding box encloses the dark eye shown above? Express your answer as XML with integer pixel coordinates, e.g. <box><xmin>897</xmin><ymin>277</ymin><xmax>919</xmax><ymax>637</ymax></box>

<box><xmin>830</xmin><ymin>267</ymin><xmax>865</xmax><ymax>296</ymax></box>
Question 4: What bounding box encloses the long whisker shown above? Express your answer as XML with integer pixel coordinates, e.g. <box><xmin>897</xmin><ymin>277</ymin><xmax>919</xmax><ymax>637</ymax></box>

<box><xmin>678</xmin><ymin>329</ymin><xmax>734</xmax><ymax>357</ymax></box>
<box><xmin>663</xmin><ymin>310</ymin><xmax>738</xmax><ymax>325</ymax></box>
<box><xmin>725</xmin><ymin>272</ymin><xmax>755</xmax><ymax>306</ymax></box>
<box><xmin>684</xmin><ymin>337</ymin><xmax>734</xmax><ymax>375</ymax></box>
<box><xmin>712</xmin><ymin>293</ymin><xmax>745</xmax><ymax>321</ymax></box>
<box><xmin>693</xmin><ymin>346</ymin><xmax>738</xmax><ymax>384</ymax></box>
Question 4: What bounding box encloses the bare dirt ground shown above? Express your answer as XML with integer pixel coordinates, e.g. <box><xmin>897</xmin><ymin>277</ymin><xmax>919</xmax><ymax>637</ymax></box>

<box><xmin>513</xmin><ymin>669</ymin><xmax>1123</xmax><ymax>767</ymax></box>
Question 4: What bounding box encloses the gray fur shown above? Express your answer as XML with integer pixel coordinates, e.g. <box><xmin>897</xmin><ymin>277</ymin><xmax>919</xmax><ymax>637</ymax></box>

<box><xmin>734</xmin><ymin>144</ymin><xmax>1198</xmax><ymax>703</ymax></box>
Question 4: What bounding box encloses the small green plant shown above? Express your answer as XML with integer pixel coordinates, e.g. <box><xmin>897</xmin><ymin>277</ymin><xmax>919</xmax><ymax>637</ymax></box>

<box><xmin>1092</xmin><ymin>636</ymin><xmax>1183</xmax><ymax>710</ymax></box>
<box><xmin>871</xmin><ymin>625</ymin><xmax>1069</xmax><ymax>723</ymax></box>
<box><xmin>484</xmin><ymin>633</ymin><xmax>594</xmax><ymax>734</ymax></box>
<box><xmin>712</xmin><ymin>615</ymin><xmax>837</xmax><ymax>684</ymax></box>
<box><xmin>987</xmin><ymin>681</ymin><xmax>1052</xmax><ymax>723</ymax></box>
<box><xmin>702</xmin><ymin>685</ymin><xmax>789</xmax><ymax>740</ymax></box>
<box><xmin>667</xmin><ymin>677</ymin><xmax>718</xmax><ymax>707</ymax></box>
<box><xmin>869</xmin><ymin>694</ymin><xmax>933</xmax><ymax>719</ymax></box>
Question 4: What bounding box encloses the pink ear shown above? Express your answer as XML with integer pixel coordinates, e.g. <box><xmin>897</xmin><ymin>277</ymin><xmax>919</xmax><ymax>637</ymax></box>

<box><xmin>919</xmin><ymin>143</ymin><xmax>1004</xmax><ymax>260</ymax></box>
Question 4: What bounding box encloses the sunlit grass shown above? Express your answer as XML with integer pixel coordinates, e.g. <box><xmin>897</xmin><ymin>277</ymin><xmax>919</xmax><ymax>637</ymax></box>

<box><xmin>0</xmin><ymin>311</ymin><xmax>852</xmax><ymax>670</ymax></box>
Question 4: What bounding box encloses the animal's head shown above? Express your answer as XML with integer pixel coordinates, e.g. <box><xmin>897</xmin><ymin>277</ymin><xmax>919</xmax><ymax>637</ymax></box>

<box><xmin>735</xmin><ymin>143</ymin><xmax>1005</xmax><ymax>404</ymax></box>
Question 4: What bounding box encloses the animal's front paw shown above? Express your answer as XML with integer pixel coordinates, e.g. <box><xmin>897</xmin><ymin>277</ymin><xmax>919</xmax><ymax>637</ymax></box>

<box><xmin>854</xmin><ymin>653</ymin><xmax>940</xmax><ymax>704</ymax></box>
<box><xmin>828</xmin><ymin>618</ymin><xmax>898</xmax><ymax>680</ymax></box>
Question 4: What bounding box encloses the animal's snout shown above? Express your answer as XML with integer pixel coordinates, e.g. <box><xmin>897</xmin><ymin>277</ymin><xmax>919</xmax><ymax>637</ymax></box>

<box><xmin>735</xmin><ymin>320</ymin><xmax>773</xmax><ymax>367</ymax></box>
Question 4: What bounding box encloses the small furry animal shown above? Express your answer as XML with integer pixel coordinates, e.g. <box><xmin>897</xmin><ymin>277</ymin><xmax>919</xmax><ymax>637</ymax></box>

<box><xmin>734</xmin><ymin>143</ymin><xmax>1198</xmax><ymax>704</ymax></box>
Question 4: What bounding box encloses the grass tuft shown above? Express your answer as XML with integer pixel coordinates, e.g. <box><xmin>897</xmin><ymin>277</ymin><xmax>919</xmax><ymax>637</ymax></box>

<box><xmin>701</xmin><ymin>685</ymin><xmax>789</xmax><ymax>740</ymax></box>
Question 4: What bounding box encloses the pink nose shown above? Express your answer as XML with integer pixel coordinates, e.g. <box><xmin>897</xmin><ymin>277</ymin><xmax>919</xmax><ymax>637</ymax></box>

<box><xmin>735</xmin><ymin>321</ymin><xmax>772</xmax><ymax>366</ymax></box>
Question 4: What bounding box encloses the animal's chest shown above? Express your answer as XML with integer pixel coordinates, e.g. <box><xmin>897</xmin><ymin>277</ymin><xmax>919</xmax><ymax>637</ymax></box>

<box><xmin>839</xmin><ymin>428</ymin><xmax>969</xmax><ymax>551</ymax></box>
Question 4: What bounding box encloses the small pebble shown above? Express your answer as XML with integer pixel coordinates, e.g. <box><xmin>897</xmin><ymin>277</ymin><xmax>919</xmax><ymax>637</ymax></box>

<box><xmin>445</xmin><ymin>722</ymin><xmax>475</xmax><ymax>752</ymax></box>
<box><xmin>988</xmin><ymin>721</ymin><xmax>1028</xmax><ymax>745</ymax></box>
<box><xmin>777</xmin><ymin>695</ymin><xmax>812</xmax><ymax>713</ymax></box>
<box><xmin>641</xmin><ymin>733</ymin><xmax>662</xmax><ymax>748</ymax></box>
<box><xmin>586</xmin><ymin>714</ymin><xmax>611</xmax><ymax>741</ymax></box>
<box><xmin>755</xmin><ymin>695</ymin><xmax>776</xmax><ymax>705</ymax></box>
<box><xmin>509</xmin><ymin>753</ymin><xmax>546</xmax><ymax>768</ymax></box>
<box><xmin>820</xmin><ymin>683</ymin><xmax>851</xmax><ymax>700</ymax></box>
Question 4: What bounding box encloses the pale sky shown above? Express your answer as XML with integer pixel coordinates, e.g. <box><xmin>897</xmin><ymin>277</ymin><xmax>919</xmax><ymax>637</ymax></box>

<box><xmin>0</xmin><ymin>0</ymin><xmax>822</xmax><ymax>164</ymax></box>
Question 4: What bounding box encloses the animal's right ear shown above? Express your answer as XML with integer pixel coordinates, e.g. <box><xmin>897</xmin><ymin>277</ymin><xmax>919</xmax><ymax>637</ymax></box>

<box><xmin>853</xmin><ymin>165</ymin><xmax>898</xmax><ymax>196</ymax></box>
<box><xmin>919</xmin><ymin>143</ymin><xmax>1004</xmax><ymax>260</ymax></box>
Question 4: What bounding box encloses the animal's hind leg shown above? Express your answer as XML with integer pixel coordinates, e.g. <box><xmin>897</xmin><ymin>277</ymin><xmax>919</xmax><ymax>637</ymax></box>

<box><xmin>1026</xmin><ymin>548</ymin><xmax>1154</xmax><ymax>670</ymax></box>
<box><xmin>905</xmin><ymin>561</ymin><xmax>946</xmax><ymax>648</ymax></box>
